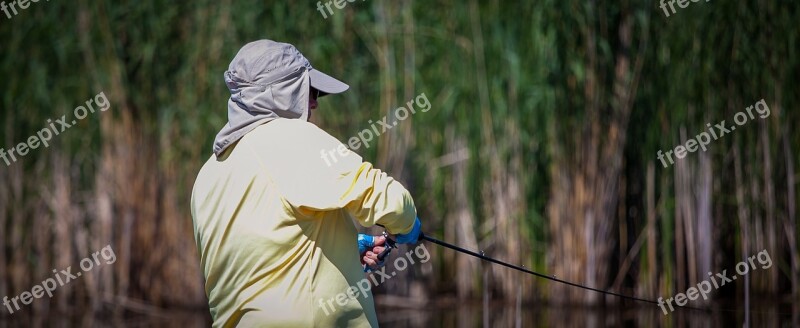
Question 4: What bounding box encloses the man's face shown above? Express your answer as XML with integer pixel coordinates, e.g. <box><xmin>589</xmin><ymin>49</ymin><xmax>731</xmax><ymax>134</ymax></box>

<box><xmin>309</xmin><ymin>88</ymin><xmax>319</xmax><ymax>111</ymax></box>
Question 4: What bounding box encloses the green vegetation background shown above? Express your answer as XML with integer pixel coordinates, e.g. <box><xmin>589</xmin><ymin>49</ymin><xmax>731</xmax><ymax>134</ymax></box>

<box><xmin>0</xmin><ymin>0</ymin><xmax>798</xmax><ymax>321</ymax></box>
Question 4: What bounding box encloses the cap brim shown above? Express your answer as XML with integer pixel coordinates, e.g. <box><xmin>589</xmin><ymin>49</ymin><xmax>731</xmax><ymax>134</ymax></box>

<box><xmin>309</xmin><ymin>69</ymin><xmax>349</xmax><ymax>96</ymax></box>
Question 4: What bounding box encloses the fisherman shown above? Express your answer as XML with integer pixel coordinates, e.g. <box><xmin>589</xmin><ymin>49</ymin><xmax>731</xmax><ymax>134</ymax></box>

<box><xmin>190</xmin><ymin>39</ymin><xmax>422</xmax><ymax>327</ymax></box>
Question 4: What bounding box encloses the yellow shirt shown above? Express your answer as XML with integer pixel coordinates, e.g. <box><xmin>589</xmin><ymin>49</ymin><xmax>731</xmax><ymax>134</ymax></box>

<box><xmin>191</xmin><ymin>118</ymin><xmax>416</xmax><ymax>327</ymax></box>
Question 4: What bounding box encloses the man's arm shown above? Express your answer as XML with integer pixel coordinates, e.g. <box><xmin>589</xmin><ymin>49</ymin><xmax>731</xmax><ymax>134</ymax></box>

<box><xmin>340</xmin><ymin>161</ymin><xmax>417</xmax><ymax>235</ymax></box>
<box><xmin>251</xmin><ymin>119</ymin><xmax>417</xmax><ymax>234</ymax></box>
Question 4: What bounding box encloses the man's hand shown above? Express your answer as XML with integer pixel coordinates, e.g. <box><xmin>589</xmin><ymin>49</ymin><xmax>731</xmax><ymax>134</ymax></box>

<box><xmin>358</xmin><ymin>234</ymin><xmax>387</xmax><ymax>270</ymax></box>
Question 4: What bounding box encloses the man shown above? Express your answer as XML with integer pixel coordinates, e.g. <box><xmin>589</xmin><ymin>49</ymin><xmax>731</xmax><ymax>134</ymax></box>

<box><xmin>190</xmin><ymin>39</ymin><xmax>421</xmax><ymax>327</ymax></box>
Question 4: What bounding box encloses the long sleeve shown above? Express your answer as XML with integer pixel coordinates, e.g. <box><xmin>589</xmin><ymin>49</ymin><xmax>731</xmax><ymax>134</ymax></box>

<box><xmin>246</xmin><ymin>118</ymin><xmax>417</xmax><ymax>234</ymax></box>
<box><xmin>340</xmin><ymin>162</ymin><xmax>417</xmax><ymax>234</ymax></box>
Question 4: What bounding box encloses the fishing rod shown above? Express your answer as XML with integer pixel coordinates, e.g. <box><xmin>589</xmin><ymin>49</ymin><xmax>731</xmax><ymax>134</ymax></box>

<box><xmin>373</xmin><ymin>228</ymin><xmax>796</xmax><ymax>320</ymax></box>
<box><xmin>374</xmin><ymin>230</ymin><xmax>710</xmax><ymax>313</ymax></box>
<box><xmin>374</xmin><ymin>228</ymin><xmax>798</xmax><ymax>318</ymax></box>
<box><xmin>419</xmin><ymin>233</ymin><xmax>673</xmax><ymax>307</ymax></box>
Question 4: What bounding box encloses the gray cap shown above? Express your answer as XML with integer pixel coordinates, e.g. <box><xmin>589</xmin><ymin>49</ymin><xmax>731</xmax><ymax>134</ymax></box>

<box><xmin>309</xmin><ymin>67</ymin><xmax>349</xmax><ymax>95</ymax></box>
<box><xmin>212</xmin><ymin>40</ymin><xmax>348</xmax><ymax>156</ymax></box>
<box><xmin>226</xmin><ymin>40</ymin><xmax>348</xmax><ymax>96</ymax></box>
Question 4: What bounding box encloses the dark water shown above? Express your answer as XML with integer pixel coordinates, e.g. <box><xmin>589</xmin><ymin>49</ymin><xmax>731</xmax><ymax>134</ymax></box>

<box><xmin>376</xmin><ymin>300</ymin><xmax>799</xmax><ymax>328</ymax></box>
<box><xmin>0</xmin><ymin>301</ymin><xmax>796</xmax><ymax>327</ymax></box>
<box><xmin>0</xmin><ymin>311</ymin><xmax>211</xmax><ymax>328</ymax></box>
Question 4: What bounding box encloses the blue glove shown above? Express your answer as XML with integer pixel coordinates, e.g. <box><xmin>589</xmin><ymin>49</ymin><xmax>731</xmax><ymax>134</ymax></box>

<box><xmin>358</xmin><ymin>234</ymin><xmax>376</xmax><ymax>254</ymax></box>
<box><xmin>395</xmin><ymin>217</ymin><xmax>422</xmax><ymax>244</ymax></box>
<box><xmin>358</xmin><ymin>233</ymin><xmax>387</xmax><ymax>272</ymax></box>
